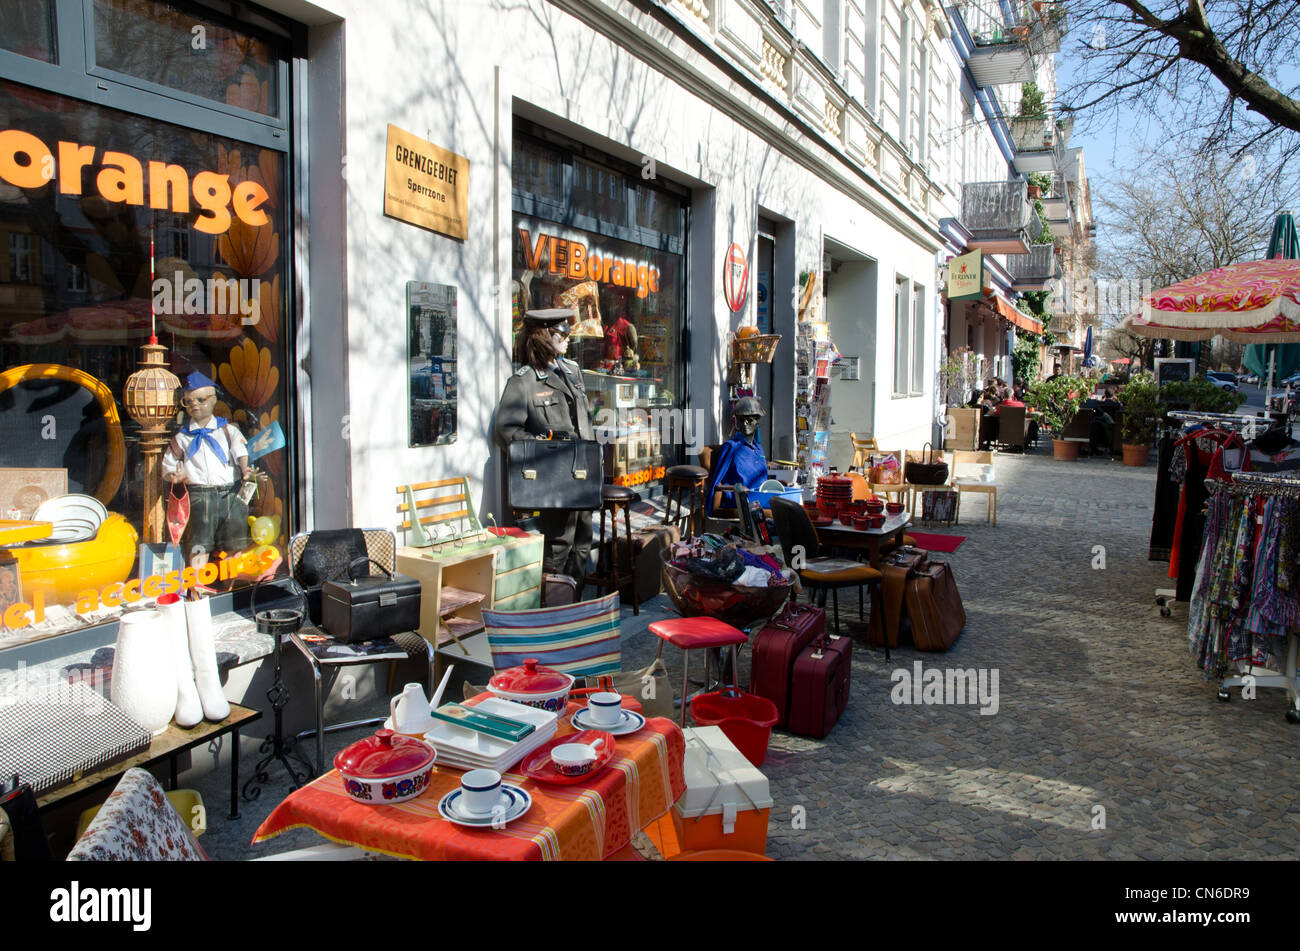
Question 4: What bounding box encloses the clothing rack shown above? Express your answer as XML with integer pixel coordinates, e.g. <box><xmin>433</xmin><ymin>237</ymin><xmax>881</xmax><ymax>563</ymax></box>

<box><xmin>1204</xmin><ymin>471</ymin><xmax>1300</xmax><ymax>722</ymax></box>
<box><xmin>1154</xmin><ymin>412</ymin><xmax>1272</xmax><ymax>615</ymax></box>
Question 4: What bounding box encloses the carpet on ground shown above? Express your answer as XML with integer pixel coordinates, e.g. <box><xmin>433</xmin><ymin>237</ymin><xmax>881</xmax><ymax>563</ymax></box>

<box><xmin>906</xmin><ymin>531</ymin><xmax>966</xmax><ymax>553</ymax></box>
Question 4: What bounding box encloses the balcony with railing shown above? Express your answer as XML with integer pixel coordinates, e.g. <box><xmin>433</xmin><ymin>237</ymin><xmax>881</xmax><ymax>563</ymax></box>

<box><xmin>966</xmin><ymin>29</ymin><xmax>1035</xmax><ymax>86</ymax></box>
<box><xmin>961</xmin><ymin>181</ymin><xmax>1034</xmax><ymax>255</ymax></box>
<box><xmin>1010</xmin><ymin>116</ymin><xmax>1065</xmax><ymax>174</ymax></box>
<box><xmin>1008</xmin><ymin>243</ymin><xmax>1060</xmax><ymax>291</ymax></box>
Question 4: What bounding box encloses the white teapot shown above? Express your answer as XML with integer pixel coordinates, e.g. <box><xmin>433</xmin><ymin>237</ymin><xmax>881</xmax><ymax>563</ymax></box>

<box><xmin>390</xmin><ymin>682</ymin><xmax>432</xmax><ymax>734</ymax></box>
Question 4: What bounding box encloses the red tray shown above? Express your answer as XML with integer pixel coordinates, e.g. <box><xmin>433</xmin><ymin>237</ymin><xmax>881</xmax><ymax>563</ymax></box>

<box><xmin>519</xmin><ymin>730</ymin><xmax>617</xmax><ymax>785</ymax></box>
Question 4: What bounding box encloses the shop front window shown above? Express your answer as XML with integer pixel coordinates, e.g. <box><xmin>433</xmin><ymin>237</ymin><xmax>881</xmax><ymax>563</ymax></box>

<box><xmin>0</xmin><ymin>76</ymin><xmax>292</xmax><ymax>649</ymax></box>
<box><xmin>91</xmin><ymin>0</ymin><xmax>282</xmax><ymax>118</ymax></box>
<box><xmin>511</xmin><ymin>127</ymin><xmax>688</xmax><ymax>492</ymax></box>
<box><xmin>0</xmin><ymin>0</ymin><xmax>57</xmax><ymax>63</ymax></box>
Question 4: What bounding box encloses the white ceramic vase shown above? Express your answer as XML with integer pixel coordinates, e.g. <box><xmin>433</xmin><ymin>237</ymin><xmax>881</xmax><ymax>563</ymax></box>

<box><xmin>110</xmin><ymin>609</ymin><xmax>178</xmax><ymax>735</ymax></box>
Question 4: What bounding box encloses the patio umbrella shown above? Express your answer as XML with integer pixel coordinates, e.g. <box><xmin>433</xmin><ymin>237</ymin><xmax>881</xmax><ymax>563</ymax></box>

<box><xmin>1242</xmin><ymin>212</ymin><xmax>1300</xmax><ymax>387</ymax></box>
<box><xmin>1082</xmin><ymin>324</ymin><xmax>1094</xmax><ymax>366</ymax></box>
<box><xmin>1121</xmin><ymin>258</ymin><xmax>1300</xmax><ymax>343</ymax></box>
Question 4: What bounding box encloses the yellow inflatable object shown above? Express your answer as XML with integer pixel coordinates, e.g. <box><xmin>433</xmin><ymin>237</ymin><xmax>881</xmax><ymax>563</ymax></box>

<box><xmin>0</xmin><ymin>364</ymin><xmax>127</xmax><ymax>506</ymax></box>
<box><xmin>13</xmin><ymin>513</ymin><xmax>138</xmax><ymax>605</ymax></box>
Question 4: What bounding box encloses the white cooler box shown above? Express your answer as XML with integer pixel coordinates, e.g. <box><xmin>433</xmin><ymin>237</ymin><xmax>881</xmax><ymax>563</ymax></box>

<box><xmin>671</xmin><ymin>726</ymin><xmax>773</xmax><ymax>856</ymax></box>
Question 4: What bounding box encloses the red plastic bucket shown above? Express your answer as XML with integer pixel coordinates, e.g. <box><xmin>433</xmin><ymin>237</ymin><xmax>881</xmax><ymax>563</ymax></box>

<box><xmin>689</xmin><ymin>689</ymin><xmax>779</xmax><ymax>767</ymax></box>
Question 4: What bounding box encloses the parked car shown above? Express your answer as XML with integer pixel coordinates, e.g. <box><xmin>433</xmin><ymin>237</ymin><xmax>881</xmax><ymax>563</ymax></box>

<box><xmin>1206</xmin><ymin>372</ymin><xmax>1239</xmax><ymax>393</ymax></box>
<box><xmin>1281</xmin><ymin>371</ymin><xmax>1300</xmax><ymax>387</ymax></box>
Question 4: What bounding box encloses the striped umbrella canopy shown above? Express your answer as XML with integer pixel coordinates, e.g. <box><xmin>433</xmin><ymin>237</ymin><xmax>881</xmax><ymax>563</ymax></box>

<box><xmin>1243</xmin><ymin>212</ymin><xmax>1300</xmax><ymax>380</ymax></box>
<box><xmin>1121</xmin><ymin>258</ymin><xmax>1300</xmax><ymax>343</ymax></box>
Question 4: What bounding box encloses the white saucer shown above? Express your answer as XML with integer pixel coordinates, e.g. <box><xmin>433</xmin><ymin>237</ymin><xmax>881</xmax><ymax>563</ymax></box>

<box><xmin>438</xmin><ymin>784</ymin><xmax>532</xmax><ymax>827</ymax></box>
<box><xmin>570</xmin><ymin>707</ymin><xmax>646</xmax><ymax>736</ymax></box>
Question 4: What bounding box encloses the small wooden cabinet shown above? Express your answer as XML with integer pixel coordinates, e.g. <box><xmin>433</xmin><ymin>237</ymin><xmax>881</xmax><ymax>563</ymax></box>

<box><xmin>396</xmin><ymin>531</ymin><xmax>544</xmax><ymax>651</ymax></box>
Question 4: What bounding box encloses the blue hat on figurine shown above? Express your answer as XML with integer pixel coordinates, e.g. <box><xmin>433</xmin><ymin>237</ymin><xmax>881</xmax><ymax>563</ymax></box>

<box><xmin>183</xmin><ymin>371</ymin><xmax>218</xmax><ymax>393</ymax></box>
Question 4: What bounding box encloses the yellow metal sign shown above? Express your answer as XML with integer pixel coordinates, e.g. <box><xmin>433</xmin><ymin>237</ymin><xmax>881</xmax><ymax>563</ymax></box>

<box><xmin>383</xmin><ymin>124</ymin><xmax>469</xmax><ymax>239</ymax></box>
<box><xmin>947</xmin><ymin>250</ymin><xmax>983</xmax><ymax>301</ymax></box>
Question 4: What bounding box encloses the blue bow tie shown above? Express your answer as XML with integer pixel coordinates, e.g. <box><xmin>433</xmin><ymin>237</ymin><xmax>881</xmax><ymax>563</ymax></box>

<box><xmin>182</xmin><ymin>418</ymin><xmax>229</xmax><ymax>465</ymax></box>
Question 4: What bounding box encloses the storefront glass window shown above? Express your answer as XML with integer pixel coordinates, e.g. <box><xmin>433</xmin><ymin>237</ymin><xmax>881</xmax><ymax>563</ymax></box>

<box><xmin>92</xmin><ymin>0</ymin><xmax>281</xmax><ymax>118</ymax></box>
<box><xmin>0</xmin><ymin>0</ymin><xmax>57</xmax><ymax>63</ymax></box>
<box><xmin>0</xmin><ymin>78</ymin><xmax>291</xmax><ymax>649</ymax></box>
<box><xmin>511</xmin><ymin>128</ymin><xmax>688</xmax><ymax>489</ymax></box>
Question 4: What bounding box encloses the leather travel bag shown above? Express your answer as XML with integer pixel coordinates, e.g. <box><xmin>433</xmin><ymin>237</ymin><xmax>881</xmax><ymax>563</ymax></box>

<box><xmin>321</xmin><ymin>557</ymin><xmax>423</xmax><ymax>643</ymax></box>
<box><xmin>904</xmin><ymin>442</ymin><xmax>949</xmax><ymax>485</ymax></box>
<box><xmin>507</xmin><ymin>438</ymin><xmax>603</xmax><ymax>511</ymax></box>
<box><xmin>903</xmin><ymin>560</ymin><xmax>966</xmax><ymax>651</ymax></box>
<box><xmin>788</xmin><ymin>631</ymin><xmax>852</xmax><ymax>739</ymax></box>
<box><xmin>750</xmin><ymin>603</ymin><xmax>825</xmax><ymax>728</ymax></box>
<box><xmin>878</xmin><ymin>546</ymin><xmax>928</xmax><ymax>649</ymax></box>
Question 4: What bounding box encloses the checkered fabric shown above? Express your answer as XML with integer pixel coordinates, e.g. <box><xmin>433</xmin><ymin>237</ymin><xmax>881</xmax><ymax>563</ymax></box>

<box><xmin>0</xmin><ymin>682</ymin><xmax>150</xmax><ymax>795</ymax></box>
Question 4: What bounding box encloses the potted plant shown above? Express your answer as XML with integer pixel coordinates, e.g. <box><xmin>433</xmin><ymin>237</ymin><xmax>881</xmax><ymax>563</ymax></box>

<box><xmin>1027</xmin><ymin>375</ymin><xmax>1085</xmax><ymax>460</ymax></box>
<box><xmin>1116</xmin><ymin>373</ymin><xmax>1159</xmax><ymax>466</ymax></box>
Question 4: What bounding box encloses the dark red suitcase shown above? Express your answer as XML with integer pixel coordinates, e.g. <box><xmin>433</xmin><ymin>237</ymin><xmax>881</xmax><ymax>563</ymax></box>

<box><xmin>750</xmin><ymin>603</ymin><xmax>825</xmax><ymax>728</ymax></box>
<box><xmin>787</xmin><ymin>632</ymin><xmax>851</xmax><ymax>739</ymax></box>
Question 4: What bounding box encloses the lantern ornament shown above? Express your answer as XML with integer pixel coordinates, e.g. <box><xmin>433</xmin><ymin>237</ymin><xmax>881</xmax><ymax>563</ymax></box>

<box><xmin>124</xmin><ymin>339</ymin><xmax>182</xmax><ymax>544</ymax></box>
<box><xmin>124</xmin><ymin>341</ymin><xmax>182</xmax><ymax>426</ymax></box>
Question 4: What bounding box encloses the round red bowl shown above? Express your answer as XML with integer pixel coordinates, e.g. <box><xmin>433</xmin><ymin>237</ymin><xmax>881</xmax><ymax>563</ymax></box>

<box><xmin>866</xmin><ymin>515</ymin><xmax>885</xmax><ymax>529</ymax></box>
<box><xmin>865</xmin><ymin>500</ymin><xmax>884</xmax><ymax>514</ymax></box>
<box><xmin>853</xmin><ymin>516</ymin><xmax>871</xmax><ymax>530</ymax></box>
<box><xmin>886</xmin><ymin>502</ymin><xmax>905</xmax><ymax>516</ymax></box>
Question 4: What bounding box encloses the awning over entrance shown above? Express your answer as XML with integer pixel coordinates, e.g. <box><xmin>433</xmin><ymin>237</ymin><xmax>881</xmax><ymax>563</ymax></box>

<box><xmin>989</xmin><ymin>293</ymin><xmax>1043</xmax><ymax>334</ymax></box>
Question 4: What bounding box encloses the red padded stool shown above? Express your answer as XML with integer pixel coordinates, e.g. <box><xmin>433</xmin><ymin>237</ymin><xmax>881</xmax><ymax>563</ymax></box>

<box><xmin>649</xmin><ymin>617</ymin><xmax>748</xmax><ymax>726</ymax></box>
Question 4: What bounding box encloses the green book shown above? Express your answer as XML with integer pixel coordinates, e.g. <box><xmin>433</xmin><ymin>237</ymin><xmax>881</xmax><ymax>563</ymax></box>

<box><xmin>430</xmin><ymin>703</ymin><xmax>535</xmax><ymax>742</ymax></box>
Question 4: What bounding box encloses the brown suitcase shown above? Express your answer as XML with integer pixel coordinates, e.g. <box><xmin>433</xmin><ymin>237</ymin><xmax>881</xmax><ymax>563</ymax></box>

<box><xmin>903</xmin><ymin>561</ymin><xmax>966</xmax><ymax>651</ymax></box>
<box><xmin>788</xmin><ymin>632</ymin><xmax>851</xmax><ymax>738</ymax></box>
<box><xmin>877</xmin><ymin>547</ymin><xmax>928</xmax><ymax>649</ymax></box>
<box><xmin>750</xmin><ymin>603</ymin><xmax>825</xmax><ymax>728</ymax></box>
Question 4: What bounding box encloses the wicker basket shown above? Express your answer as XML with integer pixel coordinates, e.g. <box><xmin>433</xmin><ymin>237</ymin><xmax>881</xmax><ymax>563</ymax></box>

<box><xmin>729</xmin><ymin>334</ymin><xmax>781</xmax><ymax>364</ymax></box>
<box><xmin>660</xmin><ymin>551</ymin><xmax>792</xmax><ymax>627</ymax></box>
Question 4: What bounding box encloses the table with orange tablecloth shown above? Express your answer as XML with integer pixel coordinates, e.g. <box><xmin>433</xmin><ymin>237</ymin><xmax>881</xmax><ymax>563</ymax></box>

<box><xmin>252</xmin><ymin>700</ymin><xmax>685</xmax><ymax>861</ymax></box>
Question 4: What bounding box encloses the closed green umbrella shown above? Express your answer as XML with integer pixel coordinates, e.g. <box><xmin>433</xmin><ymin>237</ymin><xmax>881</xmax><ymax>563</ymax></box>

<box><xmin>1243</xmin><ymin>212</ymin><xmax>1300</xmax><ymax>384</ymax></box>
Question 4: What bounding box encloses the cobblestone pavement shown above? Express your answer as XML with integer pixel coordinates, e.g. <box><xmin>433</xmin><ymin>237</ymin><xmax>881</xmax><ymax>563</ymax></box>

<box><xmin>199</xmin><ymin>447</ymin><xmax>1300</xmax><ymax>860</ymax></box>
<box><xmin>621</xmin><ymin>448</ymin><xmax>1300</xmax><ymax>860</ymax></box>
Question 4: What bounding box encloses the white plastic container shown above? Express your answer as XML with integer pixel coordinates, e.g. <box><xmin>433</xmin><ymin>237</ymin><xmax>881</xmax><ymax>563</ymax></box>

<box><xmin>671</xmin><ymin>726</ymin><xmax>774</xmax><ymax>855</ymax></box>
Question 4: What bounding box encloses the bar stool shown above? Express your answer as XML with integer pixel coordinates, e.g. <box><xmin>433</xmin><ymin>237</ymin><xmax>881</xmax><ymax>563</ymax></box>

<box><xmin>664</xmin><ymin>464</ymin><xmax>709</xmax><ymax>540</ymax></box>
<box><xmin>648</xmin><ymin>616</ymin><xmax>748</xmax><ymax>726</ymax></box>
<box><xmin>582</xmin><ymin>483</ymin><xmax>640</xmax><ymax>615</ymax></box>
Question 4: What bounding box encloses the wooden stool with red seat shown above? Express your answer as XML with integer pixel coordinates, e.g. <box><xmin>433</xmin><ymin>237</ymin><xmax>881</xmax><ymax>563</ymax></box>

<box><xmin>648</xmin><ymin>616</ymin><xmax>748</xmax><ymax>726</ymax></box>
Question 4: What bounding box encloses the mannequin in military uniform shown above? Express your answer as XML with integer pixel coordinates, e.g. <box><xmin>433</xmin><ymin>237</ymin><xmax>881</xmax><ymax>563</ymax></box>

<box><xmin>707</xmin><ymin>396</ymin><xmax>769</xmax><ymax>516</ymax></box>
<box><xmin>495</xmin><ymin>309</ymin><xmax>595</xmax><ymax>577</ymax></box>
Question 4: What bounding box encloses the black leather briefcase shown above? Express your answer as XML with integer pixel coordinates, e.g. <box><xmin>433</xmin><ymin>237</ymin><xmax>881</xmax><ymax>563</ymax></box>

<box><xmin>506</xmin><ymin>438</ymin><xmax>603</xmax><ymax>511</ymax></box>
<box><xmin>321</xmin><ymin>558</ymin><xmax>422</xmax><ymax>643</ymax></box>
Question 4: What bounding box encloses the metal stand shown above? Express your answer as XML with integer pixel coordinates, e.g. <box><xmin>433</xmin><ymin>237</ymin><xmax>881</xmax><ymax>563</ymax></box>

<box><xmin>242</xmin><ymin>627</ymin><xmax>315</xmax><ymax>801</ymax></box>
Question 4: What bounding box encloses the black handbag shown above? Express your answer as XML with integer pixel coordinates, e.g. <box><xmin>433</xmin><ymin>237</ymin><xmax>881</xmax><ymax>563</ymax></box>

<box><xmin>905</xmin><ymin>442</ymin><xmax>949</xmax><ymax>485</ymax></box>
<box><xmin>321</xmin><ymin>557</ymin><xmax>422</xmax><ymax>644</ymax></box>
<box><xmin>506</xmin><ymin>438</ymin><xmax>603</xmax><ymax>510</ymax></box>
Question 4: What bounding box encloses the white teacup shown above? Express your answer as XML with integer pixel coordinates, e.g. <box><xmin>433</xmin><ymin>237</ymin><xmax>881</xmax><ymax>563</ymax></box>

<box><xmin>460</xmin><ymin>769</ymin><xmax>504</xmax><ymax>816</ymax></box>
<box><xmin>586</xmin><ymin>692</ymin><xmax>624</xmax><ymax>727</ymax></box>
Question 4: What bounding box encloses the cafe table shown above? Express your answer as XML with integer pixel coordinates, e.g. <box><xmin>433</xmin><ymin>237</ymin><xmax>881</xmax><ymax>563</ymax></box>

<box><xmin>814</xmin><ymin>511</ymin><xmax>911</xmax><ymax>569</ymax></box>
<box><xmin>252</xmin><ymin>697</ymin><xmax>685</xmax><ymax>861</ymax></box>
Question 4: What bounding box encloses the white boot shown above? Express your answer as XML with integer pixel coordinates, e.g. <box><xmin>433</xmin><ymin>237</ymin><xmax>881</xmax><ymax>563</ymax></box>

<box><xmin>158</xmin><ymin>593</ymin><xmax>203</xmax><ymax>728</ymax></box>
<box><xmin>185</xmin><ymin>596</ymin><xmax>231</xmax><ymax>721</ymax></box>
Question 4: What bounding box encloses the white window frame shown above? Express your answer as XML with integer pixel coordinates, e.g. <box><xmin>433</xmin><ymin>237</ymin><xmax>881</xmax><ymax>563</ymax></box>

<box><xmin>911</xmin><ymin>281</ymin><xmax>926</xmax><ymax>395</ymax></box>
<box><xmin>893</xmin><ymin>273</ymin><xmax>911</xmax><ymax>397</ymax></box>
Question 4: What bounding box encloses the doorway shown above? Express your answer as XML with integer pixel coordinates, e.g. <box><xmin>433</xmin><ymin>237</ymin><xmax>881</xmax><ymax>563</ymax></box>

<box><xmin>823</xmin><ymin>238</ymin><xmax>878</xmax><ymax>470</ymax></box>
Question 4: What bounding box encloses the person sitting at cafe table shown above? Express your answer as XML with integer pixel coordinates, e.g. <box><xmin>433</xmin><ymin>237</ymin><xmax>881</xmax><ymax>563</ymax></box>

<box><xmin>1081</xmin><ymin>392</ymin><xmax>1117</xmax><ymax>455</ymax></box>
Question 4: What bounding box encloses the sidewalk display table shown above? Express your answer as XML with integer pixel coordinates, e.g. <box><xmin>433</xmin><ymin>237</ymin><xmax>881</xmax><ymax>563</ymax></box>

<box><xmin>815</xmin><ymin>512</ymin><xmax>911</xmax><ymax>568</ymax></box>
<box><xmin>37</xmin><ymin>704</ymin><xmax>261</xmax><ymax>820</ymax></box>
<box><xmin>252</xmin><ymin>699</ymin><xmax>685</xmax><ymax>861</ymax></box>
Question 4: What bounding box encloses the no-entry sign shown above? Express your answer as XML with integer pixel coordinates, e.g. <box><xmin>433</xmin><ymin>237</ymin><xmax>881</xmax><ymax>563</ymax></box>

<box><xmin>723</xmin><ymin>242</ymin><xmax>750</xmax><ymax>313</ymax></box>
